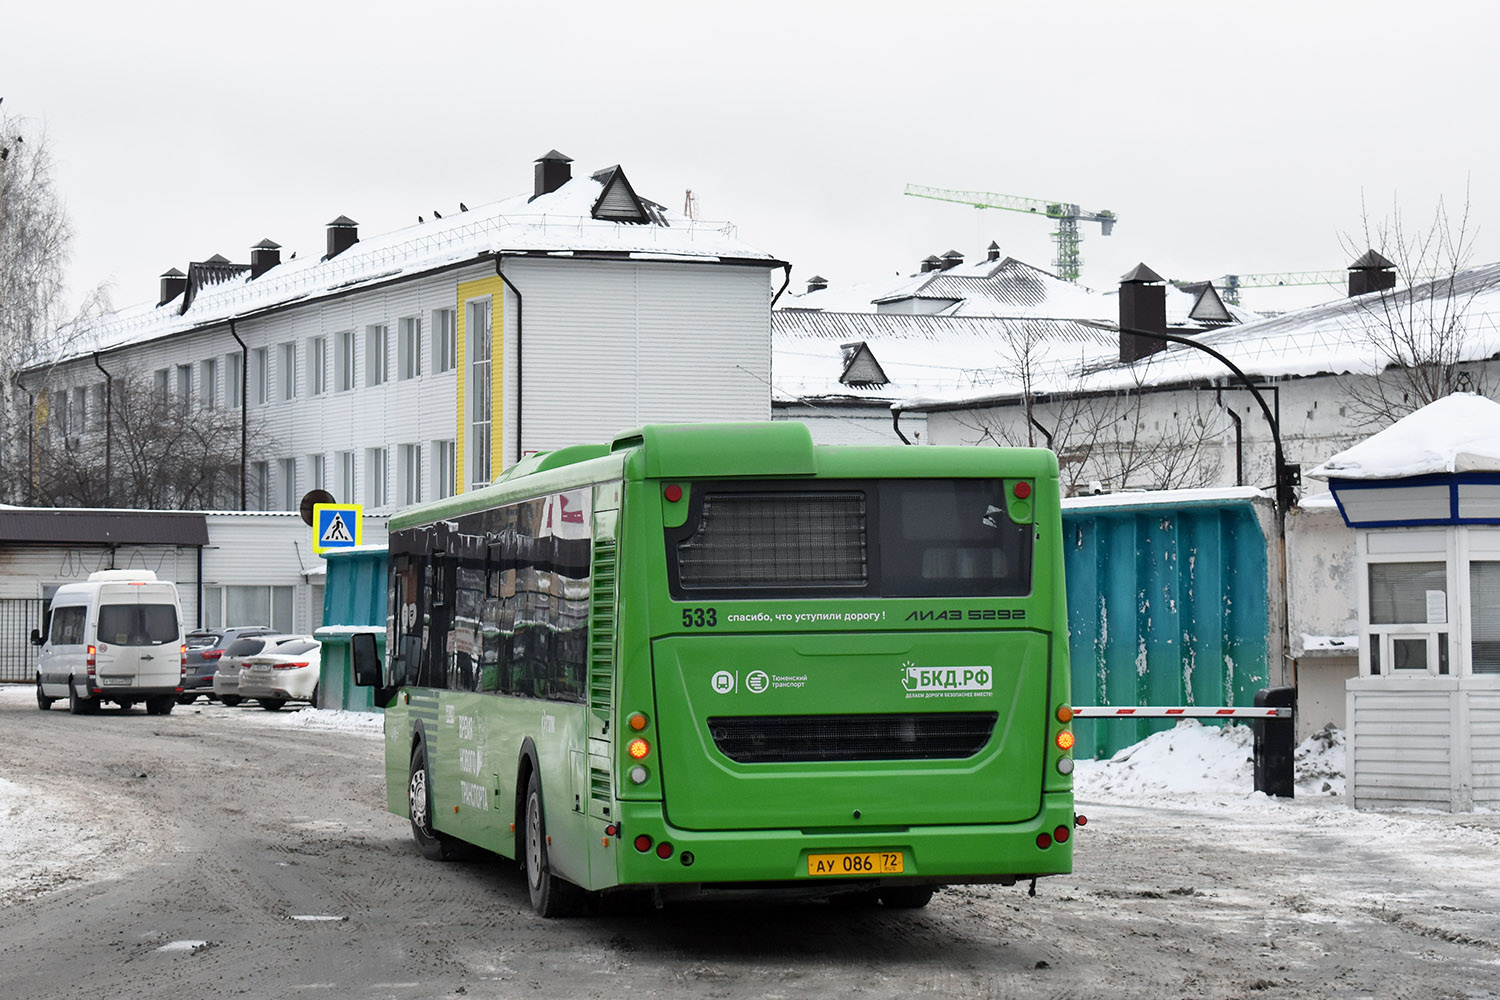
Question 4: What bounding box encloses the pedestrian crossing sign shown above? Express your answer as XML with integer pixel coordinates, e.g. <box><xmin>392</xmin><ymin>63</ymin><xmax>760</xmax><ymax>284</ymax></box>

<box><xmin>312</xmin><ymin>503</ymin><xmax>363</xmax><ymax>555</ymax></box>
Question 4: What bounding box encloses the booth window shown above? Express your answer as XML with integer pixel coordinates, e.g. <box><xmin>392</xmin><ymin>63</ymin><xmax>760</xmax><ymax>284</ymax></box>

<box><xmin>1367</xmin><ymin>561</ymin><xmax>1449</xmax><ymax>675</ymax></box>
<box><xmin>1473</xmin><ymin>562</ymin><xmax>1500</xmax><ymax>674</ymax></box>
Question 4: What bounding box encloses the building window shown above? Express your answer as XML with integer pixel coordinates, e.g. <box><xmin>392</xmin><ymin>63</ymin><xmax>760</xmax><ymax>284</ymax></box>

<box><xmin>89</xmin><ymin>383</ymin><xmax>105</xmax><ymax>430</ymax></box>
<box><xmin>310</xmin><ymin>453</ymin><xmax>326</xmax><ymax>492</ymax></box>
<box><xmin>468</xmin><ymin>299</ymin><xmax>493</xmax><ymax>489</ymax></box>
<box><xmin>434</xmin><ymin>439</ymin><xmax>456</xmax><ymax>500</ymax></box>
<box><xmin>366</xmin><ymin>325</ymin><xmax>389</xmax><ymax>387</ymax></box>
<box><xmin>334</xmin><ymin>331</ymin><xmax>355</xmax><ymax>392</ymax></box>
<box><xmin>433</xmin><ymin>307</ymin><xmax>457</xmax><ymax>374</ymax></box>
<box><xmin>50</xmin><ymin>390</ymin><xmax>67</xmax><ymax>435</ymax></box>
<box><xmin>366</xmin><ymin>447</ymin><xmax>388</xmax><ymax>507</ymax></box>
<box><xmin>279</xmin><ymin>457</ymin><xmax>297</xmax><ymax>510</ymax></box>
<box><xmin>251</xmin><ymin>347</ymin><xmax>269</xmax><ymax>406</ymax></box>
<box><xmin>398</xmin><ymin>317</ymin><xmax>421</xmax><ymax>380</ymax></box>
<box><xmin>250</xmin><ymin>460</ymin><xmax>270</xmax><ymax>511</ymax></box>
<box><xmin>338</xmin><ymin>450</ymin><xmax>356</xmax><ymax>502</ymax></box>
<box><xmin>205</xmin><ymin>585</ymin><xmax>295</xmax><ymax>632</ymax></box>
<box><xmin>1368</xmin><ymin>561</ymin><xmax>1450</xmax><ymax>675</ymax></box>
<box><xmin>398</xmin><ymin>443</ymin><xmax>422</xmax><ymax>506</ymax></box>
<box><xmin>278</xmin><ymin>342</ymin><xmax>297</xmax><ymax>401</ymax></box>
<box><xmin>309</xmin><ymin>337</ymin><xmax>327</xmax><ymax>395</ymax></box>
<box><xmin>1472</xmin><ymin>562</ymin><xmax>1500</xmax><ymax>674</ymax></box>
<box><xmin>202</xmin><ymin>358</ymin><xmax>219</xmax><ymax>410</ymax></box>
<box><xmin>154</xmin><ymin>369</ymin><xmax>169</xmax><ymax>406</ymax></box>
<box><xmin>176</xmin><ymin>363</ymin><xmax>193</xmax><ymax>405</ymax></box>
<box><xmin>70</xmin><ymin>387</ymin><xmax>87</xmax><ymax>435</ymax></box>
<box><xmin>226</xmin><ymin>353</ymin><xmax>243</xmax><ymax>409</ymax></box>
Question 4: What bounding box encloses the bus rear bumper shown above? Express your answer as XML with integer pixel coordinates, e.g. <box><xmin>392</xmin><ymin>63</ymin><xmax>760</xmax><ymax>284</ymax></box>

<box><xmin>610</xmin><ymin>792</ymin><xmax>1076</xmax><ymax>889</ymax></box>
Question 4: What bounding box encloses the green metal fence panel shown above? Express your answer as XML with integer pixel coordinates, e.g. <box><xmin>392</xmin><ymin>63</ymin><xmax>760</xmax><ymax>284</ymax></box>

<box><xmin>1064</xmin><ymin>497</ymin><xmax>1272</xmax><ymax>758</ymax></box>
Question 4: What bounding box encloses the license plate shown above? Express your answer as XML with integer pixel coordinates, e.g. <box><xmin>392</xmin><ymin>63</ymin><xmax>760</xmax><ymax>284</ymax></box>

<box><xmin>100</xmin><ymin>676</ymin><xmax>130</xmax><ymax>686</ymax></box>
<box><xmin>253</xmin><ymin>664</ymin><xmax>271</xmax><ymax>671</ymax></box>
<box><xmin>807</xmin><ymin>851</ymin><xmax>905</xmax><ymax>876</ymax></box>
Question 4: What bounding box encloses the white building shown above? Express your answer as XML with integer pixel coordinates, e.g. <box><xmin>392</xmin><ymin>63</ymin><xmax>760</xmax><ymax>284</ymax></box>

<box><xmin>15</xmin><ymin>151</ymin><xmax>785</xmax><ymax>513</ymax></box>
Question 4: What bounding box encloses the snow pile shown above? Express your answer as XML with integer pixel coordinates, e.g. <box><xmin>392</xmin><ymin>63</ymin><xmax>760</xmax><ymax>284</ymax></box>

<box><xmin>1075</xmin><ymin>720</ymin><xmax>1345</xmax><ymax>803</ymax></box>
<box><xmin>1309</xmin><ymin>392</ymin><xmax>1500</xmax><ymax>479</ymax></box>
<box><xmin>217</xmin><ymin>704</ymin><xmax>384</xmax><ymax>736</ymax></box>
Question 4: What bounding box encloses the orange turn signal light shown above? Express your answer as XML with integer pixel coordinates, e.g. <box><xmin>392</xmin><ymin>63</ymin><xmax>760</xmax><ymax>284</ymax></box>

<box><xmin>1055</xmin><ymin>705</ymin><xmax>1074</xmax><ymax>723</ymax></box>
<box><xmin>627</xmin><ymin>712</ymin><xmax>649</xmax><ymax>731</ymax></box>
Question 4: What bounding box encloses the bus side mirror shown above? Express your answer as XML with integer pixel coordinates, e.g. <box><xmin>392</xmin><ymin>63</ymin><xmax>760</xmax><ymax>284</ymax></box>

<box><xmin>351</xmin><ymin>632</ymin><xmax>381</xmax><ymax>687</ymax></box>
<box><xmin>30</xmin><ymin>628</ymin><xmax>43</xmax><ymax>646</ymax></box>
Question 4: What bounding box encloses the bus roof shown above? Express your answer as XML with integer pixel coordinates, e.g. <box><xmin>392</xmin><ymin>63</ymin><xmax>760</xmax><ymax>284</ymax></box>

<box><xmin>390</xmin><ymin>422</ymin><xmax>1058</xmax><ymax>531</ymax></box>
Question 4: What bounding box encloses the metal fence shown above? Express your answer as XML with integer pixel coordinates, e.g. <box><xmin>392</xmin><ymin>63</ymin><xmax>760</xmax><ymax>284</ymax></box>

<box><xmin>0</xmin><ymin>598</ymin><xmax>46</xmax><ymax>683</ymax></box>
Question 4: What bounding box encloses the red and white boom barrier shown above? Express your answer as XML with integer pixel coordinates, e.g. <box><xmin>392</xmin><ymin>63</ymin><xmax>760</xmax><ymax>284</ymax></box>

<box><xmin>1069</xmin><ymin>706</ymin><xmax>1292</xmax><ymax>719</ymax></box>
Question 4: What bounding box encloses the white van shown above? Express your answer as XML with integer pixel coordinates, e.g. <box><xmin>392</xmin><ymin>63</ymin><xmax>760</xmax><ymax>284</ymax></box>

<box><xmin>33</xmin><ymin>570</ymin><xmax>186</xmax><ymax>715</ymax></box>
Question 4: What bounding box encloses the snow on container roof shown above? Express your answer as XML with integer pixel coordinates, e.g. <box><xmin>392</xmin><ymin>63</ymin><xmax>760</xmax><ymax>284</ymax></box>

<box><xmin>1308</xmin><ymin>392</ymin><xmax>1500</xmax><ymax>480</ymax></box>
<box><xmin>44</xmin><ymin>162</ymin><xmax>779</xmax><ymax>367</ymax></box>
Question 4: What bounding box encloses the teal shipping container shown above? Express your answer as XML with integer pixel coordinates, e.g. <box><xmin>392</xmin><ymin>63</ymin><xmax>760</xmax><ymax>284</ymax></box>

<box><xmin>315</xmin><ymin>546</ymin><xmax>388</xmax><ymax>712</ymax></box>
<box><xmin>1063</xmin><ymin>491</ymin><xmax>1278</xmax><ymax>759</ymax></box>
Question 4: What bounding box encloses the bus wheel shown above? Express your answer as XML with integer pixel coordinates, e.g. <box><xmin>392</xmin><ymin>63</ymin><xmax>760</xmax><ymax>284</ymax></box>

<box><xmin>67</xmin><ymin>680</ymin><xmax>95</xmax><ymax>715</ymax></box>
<box><xmin>879</xmin><ymin>886</ymin><xmax>936</xmax><ymax>909</ymax></box>
<box><xmin>523</xmin><ymin>771</ymin><xmax>585</xmax><ymax>918</ymax></box>
<box><xmin>36</xmin><ymin>677</ymin><xmax>54</xmax><ymax>711</ymax></box>
<box><xmin>408</xmin><ymin>744</ymin><xmax>462</xmax><ymax>861</ymax></box>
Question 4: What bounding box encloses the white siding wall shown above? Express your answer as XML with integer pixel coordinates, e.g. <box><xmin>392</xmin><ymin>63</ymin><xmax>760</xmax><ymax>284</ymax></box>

<box><xmin>1347</xmin><ymin>678</ymin><xmax>1500</xmax><ymax>811</ymax></box>
<box><xmin>506</xmin><ymin>258</ymin><xmax>771</xmax><ymax>455</ymax></box>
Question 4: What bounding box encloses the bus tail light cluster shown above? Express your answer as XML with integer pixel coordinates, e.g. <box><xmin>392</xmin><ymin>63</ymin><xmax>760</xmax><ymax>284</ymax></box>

<box><xmin>632</xmin><ymin>833</ymin><xmax>675</xmax><ymax>860</ymax></box>
<box><xmin>87</xmin><ymin>645</ymin><xmax>100</xmax><ymax>693</ymax></box>
<box><xmin>1053</xmin><ymin>704</ymin><xmax>1075</xmax><ymax>774</ymax></box>
<box><xmin>1036</xmin><ymin>825</ymin><xmax>1072</xmax><ymax>850</ymax></box>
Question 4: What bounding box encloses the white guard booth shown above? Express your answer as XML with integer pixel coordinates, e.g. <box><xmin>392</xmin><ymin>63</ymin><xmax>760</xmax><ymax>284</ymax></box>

<box><xmin>1311</xmin><ymin>393</ymin><xmax>1500</xmax><ymax>811</ymax></box>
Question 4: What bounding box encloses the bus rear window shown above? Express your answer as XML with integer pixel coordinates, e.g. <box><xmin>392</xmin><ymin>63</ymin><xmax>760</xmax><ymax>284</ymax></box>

<box><xmin>97</xmin><ymin>604</ymin><xmax>179</xmax><ymax>646</ymax></box>
<box><xmin>668</xmin><ymin>480</ymin><xmax>1032</xmax><ymax>599</ymax></box>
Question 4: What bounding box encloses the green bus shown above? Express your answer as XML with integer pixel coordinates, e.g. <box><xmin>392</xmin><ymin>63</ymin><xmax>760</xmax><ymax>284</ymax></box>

<box><xmin>354</xmin><ymin>422</ymin><xmax>1076</xmax><ymax>916</ymax></box>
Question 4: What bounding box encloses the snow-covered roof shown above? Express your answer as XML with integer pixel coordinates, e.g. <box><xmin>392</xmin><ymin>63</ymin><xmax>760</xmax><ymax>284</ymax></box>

<box><xmin>1308</xmin><ymin>392</ymin><xmax>1500</xmax><ymax>480</ymax></box>
<box><xmin>773</xmin><ymin>255</ymin><xmax>1263</xmax><ymax>406</ymax></box>
<box><xmin>44</xmin><ymin>164</ymin><xmax>777</xmax><ymax>367</ymax></box>
<box><xmin>901</xmin><ymin>261</ymin><xmax>1500</xmax><ymax>409</ymax></box>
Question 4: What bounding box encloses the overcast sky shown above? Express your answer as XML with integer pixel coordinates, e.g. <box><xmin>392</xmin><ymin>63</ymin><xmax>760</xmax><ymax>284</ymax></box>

<box><xmin>7</xmin><ymin>0</ymin><xmax>1495</xmax><ymax>318</ymax></box>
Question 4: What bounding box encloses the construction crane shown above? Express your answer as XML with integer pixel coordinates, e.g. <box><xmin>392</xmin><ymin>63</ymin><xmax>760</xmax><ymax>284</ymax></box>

<box><xmin>904</xmin><ymin>183</ymin><xmax>1117</xmax><ymax>282</ymax></box>
<box><xmin>1216</xmin><ymin>270</ymin><xmax>1344</xmax><ymax>306</ymax></box>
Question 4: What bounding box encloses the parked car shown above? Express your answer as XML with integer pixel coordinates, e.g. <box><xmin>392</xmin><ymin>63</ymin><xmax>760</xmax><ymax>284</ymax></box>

<box><xmin>180</xmin><ymin>626</ymin><xmax>278</xmax><ymax>704</ymax></box>
<box><xmin>237</xmin><ymin>636</ymin><xmax>321</xmax><ymax>711</ymax></box>
<box><xmin>213</xmin><ymin>633</ymin><xmax>306</xmax><ymax>706</ymax></box>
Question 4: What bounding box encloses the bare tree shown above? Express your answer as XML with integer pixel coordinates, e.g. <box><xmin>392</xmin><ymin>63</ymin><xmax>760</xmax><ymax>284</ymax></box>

<box><xmin>33</xmin><ymin>368</ymin><xmax>257</xmax><ymax>509</ymax></box>
<box><xmin>0</xmin><ymin>103</ymin><xmax>110</xmax><ymax>501</ymax></box>
<box><xmin>948</xmin><ymin>352</ymin><xmax>1226</xmax><ymax>496</ymax></box>
<box><xmin>1340</xmin><ymin>187</ymin><xmax>1499</xmax><ymax>422</ymax></box>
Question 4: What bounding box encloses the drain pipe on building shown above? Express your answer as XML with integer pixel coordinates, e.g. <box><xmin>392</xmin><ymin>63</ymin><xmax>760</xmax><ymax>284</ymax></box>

<box><xmin>93</xmin><ymin>352</ymin><xmax>113</xmax><ymax>502</ymax></box>
<box><xmin>495</xmin><ymin>257</ymin><xmax>524</xmax><ymax>464</ymax></box>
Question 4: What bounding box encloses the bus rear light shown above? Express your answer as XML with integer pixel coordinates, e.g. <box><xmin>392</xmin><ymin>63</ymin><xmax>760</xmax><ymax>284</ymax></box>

<box><xmin>656</xmin><ymin>842</ymin><xmax>673</xmax><ymax>860</ymax></box>
<box><xmin>664</xmin><ymin>484</ymin><xmax>683</xmax><ymax>503</ymax></box>
<box><xmin>1055</xmin><ymin>705</ymin><xmax>1074</xmax><ymax>723</ymax></box>
<box><xmin>627</xmin><ymin>738</ymin><xmax>650</xmax><ymax>760</ymax></box>
<box><xmin>605</xmin><ymin>824</ymin><xmax>619</xmax><ymax>837</ymax></box>
<box><xmin>1056</xmin><ymin>757</ymin><xmax>1075</xmax><ymax>775</ymax></box>
<box><xmin>1053</xmin><ymin>825</ymin><xmax>1070</xmax><ymax>844</ymax></box>
<box><xmin>634</xmin><ymin>834</ymin><xmax>653</xmax><ymax>853</ymax></box>
<box><xmin>1013</xmin><ymin>481</ymin><xmax>1032</xmax><ymax>499</ymax></box>
<box><xmin>86</xmin><ymin>645</ymin><xmax>97</xmax><ymax>670</ymax></box>
<box><xmin>629</xmin><ymin>766</ymin><xmax>649</xmax><ymax>785</ymax></box>
<box><xmin>1075</xmin><ymin>814</ymin><xmax>1088</xmax><ymax>827</ymax></box>
<box><xmin>1036</xmin><ymin>833</ymin><xmax>1053</xmax><ymax>850</ymax></box>
<box><xmin>627</xmin><ymin>712</ymin><xmax>648</xmax><ymax>731</ymax></box>
<box><xmin>1055</xmin><ymin>730</ymin><xmax>1075</xmax><ymax>752</ymax></box>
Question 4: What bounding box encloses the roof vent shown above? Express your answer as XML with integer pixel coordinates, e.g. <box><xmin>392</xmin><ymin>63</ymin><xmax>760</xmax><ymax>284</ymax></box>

<box><xmin>250</xmin><ymin>238</ymin><xmax>282</xmax><ymax>279</ymax></box>
<box><xmin>590</xmin><ymin>165</ymin><xmax>652</xmax><ymax>223</ymax></box>
<box><xmin>532</xmin><ymin>149</ymin><xmax>573</xmax><ymax>201</ymax></box>
<box><xmin>920</xmin><ymin>255</ymin><xmax>942</xmax><ymax>273</ymax></box>
<box><xmin>1348</xmin><ymin>248</ymin><xmax>1397</xmax><ymax>297</ymax></box>
<box><xmin>987</xmin><ymin>241</ymin><xmax>1001</xmax><ymax>262</ymax></box>
<box><xmin>324</xmin><ymin>216</ymin><xmax>358</xmax><ymax>261</ymax></box>
<box><xmin>806</xmin><ymin>275</ymin><xmax>828</xmax><ymax>294</ymax></box>
<box><xmin>1118</xmin><ymin>262</ymin><xmax>1168</xmax><ymax>363</ymax></box>
<box><xmin>940</xmin><ymin>249</ymin><xmax>964</xmax><ymax>271</ymax></box>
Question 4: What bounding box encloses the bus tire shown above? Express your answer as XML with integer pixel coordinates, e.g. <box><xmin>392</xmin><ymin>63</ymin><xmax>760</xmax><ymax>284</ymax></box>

<box><xmin>36</xmin><ymin>677</ymin><xmax>54</xmax><ymax>711</ymax></box>
<box><xmin>879</xmin><ymin>885</ymin><xmax>936</xmax><ymax>909</ymax></box>
<box><xmin>408</xmin><ymin>743</ymin><xmax>462</xmax><ymax>861</ymax></box>
<box><xmin>68</xmin><ymin>679</ymin><xmax>95</xmax><ymax>715</ymax></box>
<box><xmin>523</xmin><ymin>770</ymin><xmax>585</xmax><ymax>918</ymax></box>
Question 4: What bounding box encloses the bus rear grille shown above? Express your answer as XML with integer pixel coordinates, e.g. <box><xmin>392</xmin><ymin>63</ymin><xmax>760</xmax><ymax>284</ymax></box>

<box><xmin>706</xmin><ymin>712</ymin><xmax>998</xmax><ymax>763</ymax></box>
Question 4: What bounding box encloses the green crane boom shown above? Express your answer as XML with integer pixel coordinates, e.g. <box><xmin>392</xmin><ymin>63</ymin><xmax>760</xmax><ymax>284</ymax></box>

<box><xmin>904</xmin><ymin>183</ymin><xmax>1117</xmax><ymax>282</ymax></box>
